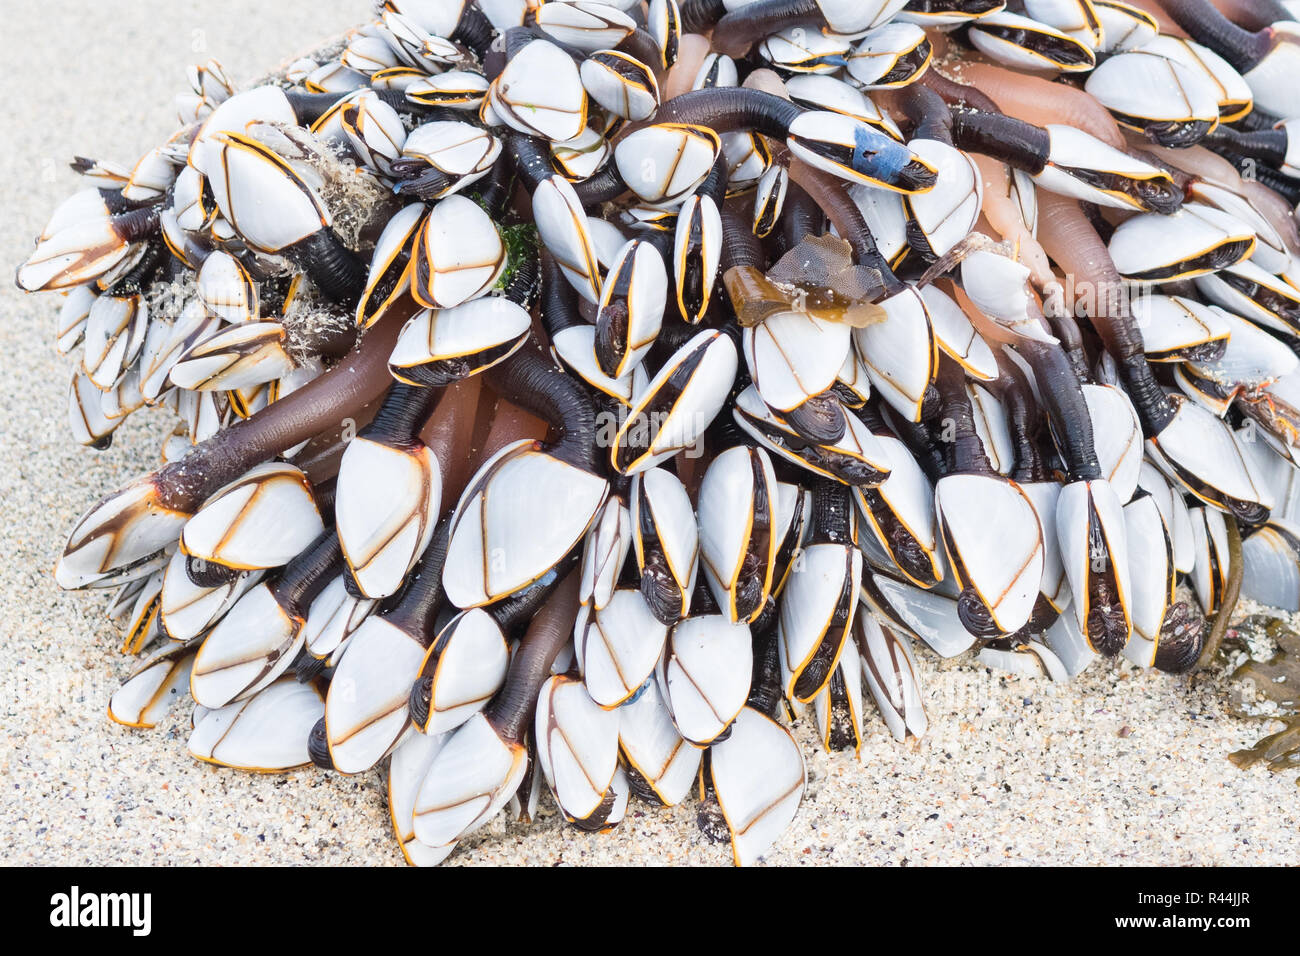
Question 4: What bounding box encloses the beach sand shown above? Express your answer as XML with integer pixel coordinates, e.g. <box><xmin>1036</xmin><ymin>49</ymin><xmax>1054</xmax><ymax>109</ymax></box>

<box><xmin>1</xmin><ymin>0</ymin><xmax>1295</xmax><ymax>867</ymax></box>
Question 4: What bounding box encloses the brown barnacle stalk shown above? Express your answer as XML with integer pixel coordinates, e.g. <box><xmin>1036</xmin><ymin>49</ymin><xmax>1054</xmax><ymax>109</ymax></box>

<box><xmin>1036</xmin><ymin>192</ymin><xmax>1174</xmax><ymax>436</ymax></box>
<box><xmin>56</xmin><ymin>305</ymin><xmax>410</xmax><ymax>587</ymax></box>
<box><xmin>1196</xmin><ymin>517</ymin><xmax>1244</xmax><ymax>670</ymax></box>
<box><xmin>418</xmin><ymin>376</ymin><xmax>484</xmax><ymax>503</ymax></box>
<box><xmin>484</xmin><ymin>570</ymin><xmax>581</xmax><ymax>744</ymax></box>
<box><xmin>943</xmin><ymin>61</ymin><xmax>1127</xmax><ymax>150</ymax></box>
<box><xmin>150</xmin><ymin>307</ymin><xmax>409</xmax><ymax>510</ymax></box>
<box><xmin>917</xmin><ymin>68</ymin><xmax>1000</xmax><ymax>115</ymax></box>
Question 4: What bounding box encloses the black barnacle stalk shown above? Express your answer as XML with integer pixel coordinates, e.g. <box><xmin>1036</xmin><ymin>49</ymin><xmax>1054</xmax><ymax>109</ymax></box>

<box><xmin>653</xmin><ymin>88</ymin><xmax>938</xmax><ymax>195</ymax></box>
<box><xmin>504</xmin><ymin>129</ymin><xmax>558</xmax><ymax>193</ymax></box>
<box><xmin>472</xmin><ymin>153</ymin><xmax>517</xmax><ymax>220</ymax></box>
<box><xmin>1042</xmin><ymin>303</ymin><xmax>1092</xmax><ymax>386</ymax></box>
<box><xmin>282</xmin><ymin>230</ymin><xmax>368</xmax><ymax>307</ymax></box>
<box><xmin>404</xmin><ymin>524</ymin><xmax>459</xmax><ymax>729</ymax></box>
<box><xmin>102</xmin><ymin>240</ymin><xmax>168</xmax><ymax>296</ymax></box>
<box><xmin>934</xmin><ymin>356</ymin><xmax>997</xmax><ymax>479</ymax></box>
<box><xmin>274</xmin><ymin>530</ymin><xmax>346</xmax><ymax>616</ymax></box>
<box><xmin>655</xmin><ymin>87</ymin><xmax>803</xmax><ymax>139</ymax></box>
<box><xmin>986</xmin><ymin>355</ymin><xmax>1050</xmax><ymax>485</ymax></box>
<box><xmin>678</xmin><ymin>0</ymin><xmax>728</xmax><ymax>32</ymax></box>
<box><xmin>283</xmin><ymin>87</ymin><xmax>442</xmax><ymax>124</ymax></box>
<box><xmin>537</xmin><ymin>254</ymin><xmax>583</xmax><ymax>342</ymax></box>
<box><xmin>572</xmin><ymin>159</ymin><xmax>628</xmax><ymax>206</ymax></box>
<box><xmin>499</xmin><ymin>237</ymin><xmax>541</xmax><ymax>307</ymax></box>
<box><xmin>1082</xmin><ymin>513</ymin><xmax>1130</xmax><ymax>656</ymax></box>
<box><xmin>1246</xmin><ymin>164</ymin><xmax>1300</xmax><ymax>206</ymax></box>
<box><xmin>708</xmin><ymin>0</ymin><xmax>823</xmax><ymax>58</ymax></box>
<box><xmin>184</xmin><ymin>554</ymin><xmax>241</xmax><ymax>588</ymax></box>
<box><xmin>905</xmin><ymin>0</ymin><xmax>1004</xmax><ymax>16</ymax></box>
<box><xmin>746</xmin><ymin>617</ymin><xmax>785</xmax><ymax>720</ymax></box>
<box><xmin>719</xmin><ymin>205</ymin><xmax>765</xmax><ymax>275</ymax></box>
<box><xmin>450</xmin><ymin>1</ymin><xmax>496</xmax><ymax>58</ymax></box>
<box><xmin>1158</xmin><ymin>0</ymin><xmax>1278</xmax><ymax>74</ymax></box>
<box><xmin>486</xmin><ymin>549</ymin><xmax>582</xmax><ymax>635</ymax></box>
<box><xmin>809</xmin><ymin>477</ymin><xmax>853</xmax><ymax>547</ymax></box>
<box><xmin>110</xmin><ymin>200</ymin><xmax>167</xmax><ymax>241</ymax></box>
<box><xmin>776</xmin><ymin>180</ymin><xmax>824</xmax><ymax>254</ymax></box>
<box><xmin>486</xmin><ymin>345</ymin><xmax>601</xmax><ymax>473</ymax></box>
<box><xmin>483</xmin><ymin>571</ymin><xmax>581</xmax><ymax>744</ymax></box>
<box><xmin>885</xmin><ymin>404</ymin><xmax>947</xmax><ymax>485</ymax></box>
<box><xmin>896</xmin><ymin>83</ymin><xmax>954</xmax><ymax>147</ymax></box>
<box><xmin>502</xmin><ymin>23</ymin><xmax>540</xmax><ymax>60</ymax></box>
<box><xmin>1199</xmin><ymin>126</ymin><xmax>1291</xmax><ymax>171</ymax></box>
<box><xmin>1016</xmin><ymin>339</ymin><xmax>1102</xmax><ymax>483</ymax></box>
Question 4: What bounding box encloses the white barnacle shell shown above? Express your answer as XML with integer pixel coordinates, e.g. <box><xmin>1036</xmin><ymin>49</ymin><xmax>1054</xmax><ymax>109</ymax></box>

<box><xmin>444</xmin><ymin>440</ymin><xmax>609</xmax><ymax>608</ymax></box>
<box><xmin>491</xmin><ymin>39</ymin><xmax>588</xmax><ymax>143</ymax></box>
<box><xmin>410</xmin><ymin>194</ymin><xmax>506</xmax><ymax>309</ymax></box>
<box><xmin>325</xmin><ymin>614</ymin><xmax>428</xmax><ymax>774</ymax></box>
<box><xmin>191</xmin><ymin>676</ymin><xmax>325</xmax><ymax>775</ymax></box>
<box><xmin>416</xmin><ymin>610</ymin><xmax>510</xmax><ymax>736</ymax></box>
<box><xmin>535</xmin><ymin>1</ymin><xmax>636</xmax><ymax>52</ymax></box>
<box><xmin>709</xmin><ymin>707</ymin><xmax>806</xmax><ymax>866</ymax></box>
<box><xmin>182</xmin><ymin>462</ymin><xmax>323</xmax><ymax>571</ymax></box>
<box><xmin>614</xmin><ymin>123</ymin><xmax>720</xmax><ymax>206</ymax></box>
<box><xmin>935</xmin><ymin>473</ymin><xmax>1045</xmax><ymax>635</ymax></box>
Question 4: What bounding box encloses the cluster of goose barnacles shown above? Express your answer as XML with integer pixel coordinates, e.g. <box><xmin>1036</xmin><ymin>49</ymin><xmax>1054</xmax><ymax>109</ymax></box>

<box><xmin>18</xmin><ymin>0</ymin><xmax>1300</xmax><ymax>865</ymax></box>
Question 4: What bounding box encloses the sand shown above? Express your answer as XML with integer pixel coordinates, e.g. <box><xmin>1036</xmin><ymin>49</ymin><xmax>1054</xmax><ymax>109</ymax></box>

<box><xmin>1</xmin><ymin>1</ymin><xmax>1296</xmax><ymax>867</ymax></box>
